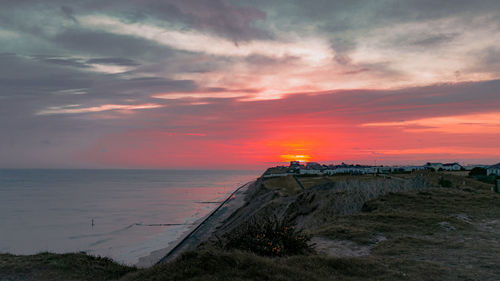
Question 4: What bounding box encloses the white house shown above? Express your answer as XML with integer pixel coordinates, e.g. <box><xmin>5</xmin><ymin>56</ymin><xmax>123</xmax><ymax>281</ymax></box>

<box><xmin>487</xmin><ymin>163</ymin><xmax>500</xmax><ymax>176</ymax></box>
<box><xmin>442</xmin><ymin>163</ymin><xmax>463</xmax><ymax>171</ymax></box>
<box><xmin>299</xmin><ymin>169</ymin><xmax>323</xmax><ymax>175</ymax></box>
<box><xmin>324</xmin><ymin>166</ymin><xmax>378</xmax><ymax>175</ymax></box>
<box><xmin>425</xmin><ymin>162</ymin><xmax>443</xmax><ymax>171</ymax></box>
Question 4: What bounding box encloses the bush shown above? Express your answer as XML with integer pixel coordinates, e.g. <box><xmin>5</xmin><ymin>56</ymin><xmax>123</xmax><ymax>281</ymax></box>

<box><xmin>220</xmin><ymin>215</ymin><xmax>312</xmax><ymax>257</ymax></box>
<box><xmin>469</xmin><ymin>167</ymin><xmax>487</xmax><ymax>176</ymax></box>
<box><xmin>438</xmin><ymin>178</ymin><xmax>452</xmax><ymax>187</ymax></box>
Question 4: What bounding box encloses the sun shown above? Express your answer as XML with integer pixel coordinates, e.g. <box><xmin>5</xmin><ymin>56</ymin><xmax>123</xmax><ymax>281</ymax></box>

<box><xmin>279</xmin><ymin>154</ymin><xmax>312</xmax><ymax>162</ymax></box>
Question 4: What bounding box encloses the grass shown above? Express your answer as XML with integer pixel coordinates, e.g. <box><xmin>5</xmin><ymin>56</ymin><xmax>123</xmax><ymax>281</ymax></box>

<box><xmin>307</xmin><ymin>176</ymin><xmax>500</xmax><ymax>280</ymax></box>
<box><xmin>0</xmin><ymin>252</ymin><xmax>136</xmax><ymax>281</ymax></box>
<box><xmin>121</xmin><ymin>247</ymin><xmax>447</xmax><ymax>281</ymax></box>
<box><xmin>262</xmin><ymin>175</ymin><xmax>302</xmax><ymax>195</ymax></box>
<box><xmin>311</xmin><ymin>186</ymin><xmax>499</xmax><ymax>243</ymax></box>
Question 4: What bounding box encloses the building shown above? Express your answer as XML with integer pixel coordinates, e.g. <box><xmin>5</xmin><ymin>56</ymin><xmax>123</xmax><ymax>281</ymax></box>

<box><xmin>323</xmin><ymin>164</ymin><xmax>378</xmax><ymax>175</ymax></box>
<box><xmin>442</xmin><ymin>163</ymin><xmax>463</xmax><ymax>171</ymax></box>
<box><xmin>400</xmin><ymin>166</ymin><xmax>426</xmax><ymax>172</ymax></box>
<box><xmin>306</xmin><ymin>162</ymin><xmax>323</xmax><ymax>170</ymax></box>
<box><xmin>425</xmin><ymin>162</ymin><xmax>443</xmax><ymax>171</ymax></box>
<box><xmin>487</xmin><ymin>163</ymin><xmax>500</xmax><ymax>176</ymax></box>
<box><xmin>299</xmin><ymin>168</ymin><xmax>323</xmax><ymax>175</ymax></box>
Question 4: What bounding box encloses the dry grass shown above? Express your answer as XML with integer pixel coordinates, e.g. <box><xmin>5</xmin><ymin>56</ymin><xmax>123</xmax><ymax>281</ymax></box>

<box><xmin>0</xmin><ymin>252</ymin><xmax>135</xmax><ymax>281</ymax></box>
<box><xmin>262</xmin><ymin>175</ymin><xmax>302</xmax><ymax>195</ymax></box>
<box><xmin>309</xmin><ymin>179</ymin><xmax>500</xmax><ymax>280</ymax></box>
<box><xmin>121</xmin><ymin>247</ymin><xmax>447</xmax><ymax>281</ymax></box>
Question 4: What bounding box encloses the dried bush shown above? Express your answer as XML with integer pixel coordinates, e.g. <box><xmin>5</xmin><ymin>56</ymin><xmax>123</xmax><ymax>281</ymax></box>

<box><xmin>220</xmin><ymin>215</ymin><xmax>311</xmax><ymax>257</ymax></box>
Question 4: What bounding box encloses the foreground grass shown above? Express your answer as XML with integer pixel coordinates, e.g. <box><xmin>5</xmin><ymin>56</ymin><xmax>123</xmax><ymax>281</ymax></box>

<box><xmin>2</xmin><ymin>250</ymin><xmax>444</xmax><ymax>281</ymax></box>
<box><xmin>1</xmin><ymin>172</ymin><xmax>498</xmax><ymax>280</ymax></box>
<box><xmin>122</xmin><ymin>247</ymin><xmax>446</xmax><ymax>281</ymax></box>
<box><xmin>0</xmin><ymin>252</ymin><xmax>135</xmax><ymax>281</ymax></box>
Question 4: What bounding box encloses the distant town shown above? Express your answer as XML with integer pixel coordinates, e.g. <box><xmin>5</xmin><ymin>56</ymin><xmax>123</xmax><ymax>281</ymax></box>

<box><xmin>264</xmin><ymin>161</ymin><xmax>500</xmax><ymax>177</ymax></box>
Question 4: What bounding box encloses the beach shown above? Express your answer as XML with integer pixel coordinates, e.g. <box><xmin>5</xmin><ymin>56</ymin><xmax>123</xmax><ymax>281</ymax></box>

<box><xmin>137</xmin><ymin>180</ymin><xmax>256</xmax><ymax>267</ymax></box>
<box><xmin>0</xmin><ymin>169</ymin><xmax>258</xmax><ymax>265</ymax></box>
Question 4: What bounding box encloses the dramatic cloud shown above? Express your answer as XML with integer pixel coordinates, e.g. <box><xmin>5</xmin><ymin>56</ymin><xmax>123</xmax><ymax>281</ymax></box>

<box><xmin>77</xmin><ymin>15</ymin><xmax>332</xmax><ymax>64</ymax></box>
<box><xmin>36</xmin><ymin>103</ymin><xmax>164</xmax><ymax>115</ymax></box>
<box><xmin>362</xmin><ymin>112</ymin><xmax>500</xmax><ymax>134</ymax></box>
<box><xmin>1</xmin><ymin>0</ymin><xmax>499</xmax><ymax>168</ymax></box>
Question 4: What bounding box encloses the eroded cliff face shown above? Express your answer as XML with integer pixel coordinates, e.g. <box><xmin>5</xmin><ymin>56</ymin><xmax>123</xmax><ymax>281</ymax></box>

<box><xmin>211</xmin><ymin>173</ymin><xmax>429</xmax><ymax>239</ymax></box>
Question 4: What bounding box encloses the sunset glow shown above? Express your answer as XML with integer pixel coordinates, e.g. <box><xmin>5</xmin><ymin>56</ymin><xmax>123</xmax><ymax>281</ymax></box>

<box><xmin>280</xmin><ymin>155</ymin><xmax>312</xmax><ymax>163</ymax></box>
<box><xmin>1</xmin><ymin>1</ymin><xmax>499</xmax><ymax>169</ymax></box>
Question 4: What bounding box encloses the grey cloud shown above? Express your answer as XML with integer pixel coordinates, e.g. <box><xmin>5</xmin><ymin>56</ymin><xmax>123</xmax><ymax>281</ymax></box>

<box><xmin>51</xmin><ymin>28</ymin><xmax>182</xmax><ymax>62</ymax></box>
<box><xmin>102</xmin><ymin>0</ymin><xmax>271</xmax><ymax>42</ymax></box>
<box><xmin>409</xmin><ymin>33</ymin><xmax>459</xmax><ymax>47</ymax></box>
<box><xmin>86</xmin><ymin>58</ymin><xmax>140</xmax><ymax>66</ymax></box>
<box><xmin>0</xmin><ymin>54</ymin><xmax>195</xmax><ymax>104</ymax></box>
<box><xmin>1</xmin><ymin>0</ymin><xmax>270</xmax><ymax>42</ymax></box>
<box><xmin>60</xmin><ymin>5</ymin><xmax>78</xmax><ymax>23</ymax></box>
<box><xmin>173</xmin><ymin>0</ymin><xmax>269</xmax><ymax>42</ymax></box>
<box><xmin>469</xmin><ymin>47</ymin><xmax>500</xmax><ymax>75</ymax></box>
<box><xmin>0</xmin><ymin>55</ymin><xmax>93</xmax><ymax>95</ymax></box>
<box><xmin>251</xmin><ymin>0</ymin><xmax>500</xmax><ymax>56</ymax></box>
<box><xmin>36</xmin><ymin>57</ymin><xmax>90</xmax><ymax>68</ymax></box>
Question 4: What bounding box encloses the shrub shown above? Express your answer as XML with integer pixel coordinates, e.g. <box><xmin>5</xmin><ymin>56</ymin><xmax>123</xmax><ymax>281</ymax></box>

<box><xmin>438</xmin><ymin>178</ymin><xmax>452</xmax><ymax>187</ymax></box>
<box><xmin>469</xmin><ymin>167</ymin><xmax>487</xmax><ymax>176</ymax></box>
<box><xmin>220</xmin><ymin>215</ymin><xmax>311</xmax><ymax>257</ymax></box>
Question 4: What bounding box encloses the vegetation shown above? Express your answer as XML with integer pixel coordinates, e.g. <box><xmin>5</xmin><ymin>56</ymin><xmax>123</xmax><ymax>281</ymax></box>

<box><xmin>472</xmin><ymin>174</ymin><xmax>497</xmax><ymax>184</ymax></box>
<box><xmin>467</xmin><ymin>166</ymin><xmax>498</xmax><ymax>184</ymax></box>
<box><xmin>438</xmin><ymin>177</ymin><xmax>452</xmax><ymax>187</ymax></box>
<box><xmin>468</xmin><ymin>167</ymin><xmax>486</xmax><ymax>176</ymax></box>
<box><xmin>122</xmin><ymin>247</ymin><xmax>446</xmax><ymax>281</ymax></box>
<box><xmin>218</xmin><ymin>215</ymin><xmax>311</xmax><ymax>257</ymax></box>
<box><xmin>0</xmin><ymin>252</ymin><xmax>135</xmax><ymax>281</ymax></box>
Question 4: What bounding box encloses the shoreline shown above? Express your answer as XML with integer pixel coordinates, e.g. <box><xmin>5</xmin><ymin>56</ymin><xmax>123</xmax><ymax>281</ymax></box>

<box><xmin>136</xmin><ymin>179</ymin><xmax>256</xmax><ymax>267</ymax></box>
<box><xmin>2</xmin><ymin>171</ymin><xmax>499</xmax><ymax>280</ymax></box>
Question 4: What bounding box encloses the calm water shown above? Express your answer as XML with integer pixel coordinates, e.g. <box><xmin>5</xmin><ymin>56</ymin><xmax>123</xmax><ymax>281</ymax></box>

<box><xmin>0</xmin><ymin>169</ymin><xmax>258</xmax><ymax>265</ymax></box>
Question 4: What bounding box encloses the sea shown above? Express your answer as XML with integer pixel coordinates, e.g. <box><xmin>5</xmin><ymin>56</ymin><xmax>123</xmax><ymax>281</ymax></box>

<box><xmin>0</xmin><ymin>169</ymin><xmax>259</xmax><ymax>265</ymax></box>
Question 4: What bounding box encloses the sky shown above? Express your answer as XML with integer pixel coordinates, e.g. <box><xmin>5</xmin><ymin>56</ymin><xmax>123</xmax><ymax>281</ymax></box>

<box><xmin>0</xmin><ymin>0</ymin><xmax>499</xmax><ymax>169</ymax></box>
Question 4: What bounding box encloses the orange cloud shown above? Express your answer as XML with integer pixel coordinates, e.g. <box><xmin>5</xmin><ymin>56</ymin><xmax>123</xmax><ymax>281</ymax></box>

<box><xmin>361</xmin><ymin>112</ymin><xmax>500</xmax><ymax>134</ymax></box>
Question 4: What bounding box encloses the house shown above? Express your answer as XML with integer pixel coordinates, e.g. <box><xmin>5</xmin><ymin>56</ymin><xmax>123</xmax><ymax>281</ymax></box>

<box><xmin>442</xmin><ymin>163</ymin><xmax>463</xmax><ymax>171</ymax></box>
<box><xmin>487</xmin><ymin>163</ymin><xmax>500</xmax><ymax>176</ymax></box>
<box><xmin>404</xmin><ymin>166</ymin><xmax>426</xmax><ymax>172</ymax></box>
<box><xmin>323</xmin><ymin>164</ymin><xmax>377</xmax><ymax>175</ymax></box>
<box><xmin>306</xmin><ymin>162</ymin><xmax>323</xmax><ymax>170</ymax></box>
<box><xmin>299</xmin><ymin>168</ymin><xmax>323</xmax><ymax>175</ymax></box>
<box><xmin>376</xmin><ymin>166</ymin><xmax>393</xmax><ymax>174</ymax></box>
<box><xmin>425</xmin><ymin>162</ymin><xmax>443</xmax><ymax>171</ymax></box>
